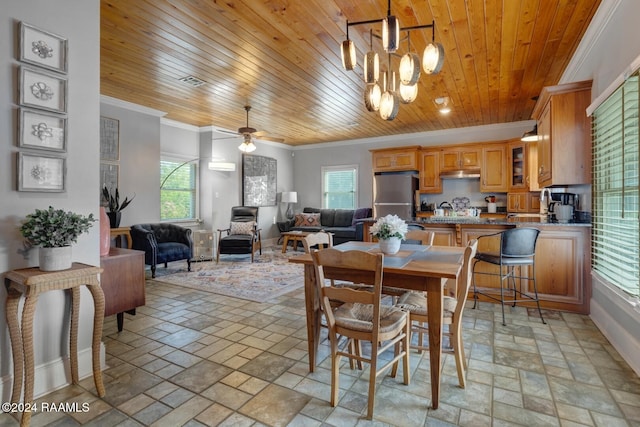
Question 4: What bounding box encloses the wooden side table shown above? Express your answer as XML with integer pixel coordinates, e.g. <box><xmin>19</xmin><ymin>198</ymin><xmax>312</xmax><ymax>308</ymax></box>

<box><xmin>110</xmin><ymin>226</ymin><xmax>132</xmax><ymax>249</ymax></box>
<box><xmin>4</xmin><ymin>264</ymin><xmax>105</xmax><ymax>427</ymax></box>
<box><xmin>281</xmin><ymin>231</ymin><xmax>311</xmax><ymax>253</ymax></box>
<box><xmin>100</xmin><ymin>248</ymin><xmax>145</xmax><ymax>332</ymax></box>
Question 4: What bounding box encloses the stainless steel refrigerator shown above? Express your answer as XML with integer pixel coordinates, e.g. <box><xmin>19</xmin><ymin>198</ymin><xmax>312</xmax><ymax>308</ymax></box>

<box><xmin>373</xmin><ymin>172</ymin><xmax>418</xmax><ymax>219</ymax></box>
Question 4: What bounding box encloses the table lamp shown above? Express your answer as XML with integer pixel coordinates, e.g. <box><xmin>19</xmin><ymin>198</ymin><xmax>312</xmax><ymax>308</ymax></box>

<box><xmin>282</xmin><ymin>191</ymin><xmax>298</xmax><ymax>220</ymax></box>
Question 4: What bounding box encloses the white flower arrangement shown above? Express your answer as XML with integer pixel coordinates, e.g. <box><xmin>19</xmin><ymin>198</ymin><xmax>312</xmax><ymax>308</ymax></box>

<box><xmin>370</xmin><ymin>214</ymin><xmax>408</xmax><ymax>240</ymax></box>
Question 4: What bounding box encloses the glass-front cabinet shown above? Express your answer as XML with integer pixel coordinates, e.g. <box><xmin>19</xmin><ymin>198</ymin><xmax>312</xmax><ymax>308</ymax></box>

<box><xmin>509</xmin><ymin>141</ymin><xmax>527</xmax><ymax>191</ymax></box>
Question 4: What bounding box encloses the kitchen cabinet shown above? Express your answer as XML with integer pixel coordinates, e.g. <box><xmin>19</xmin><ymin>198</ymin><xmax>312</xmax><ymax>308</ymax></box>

<box><xmin>481</xmin><ymin>144</ymin><xmax>507</xmax><ymax>192</ymax></box>
<box><xmin>532</xmin><ymin>80</ymin><xmax>592</xmax><ymax>188</ymax></box>
<box><xmin>507</xmin><ymin>192</ymin><xmax>541</xmax><ymax>213</ymax></box>
<box><xmin>419</xmin><ymin>149</ymin><xmax>441</xmax><ymax>193</ymax></box>
<box><xmin>370</xmin><ymin>146</ymin><xmax>420</xmax><ymax>172</ymax></box>
<box><xmin>440</xmin><ymin>146</ymin><xmax>481</xmax><ymax>171</ymax></box>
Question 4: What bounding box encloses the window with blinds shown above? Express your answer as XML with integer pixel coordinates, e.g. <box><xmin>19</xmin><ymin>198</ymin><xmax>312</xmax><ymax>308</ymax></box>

<box><xmin>592</xmin><ymin>72</ymin><xmax>639</xmax><ymax>297</ymax></box>
<box><xmin>322</xmin><ymin>165</ymin><xmax>358</xmax><ymax>209</ymax></box>
<box><xmin>160</xmin><ymin>158</ymin><xmax>198</xmax><ymax>220</ymax></box>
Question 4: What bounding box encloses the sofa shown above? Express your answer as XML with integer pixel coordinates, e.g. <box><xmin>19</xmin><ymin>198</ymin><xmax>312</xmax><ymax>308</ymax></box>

<box><xmin>288</xmin><ymin>207</ymin><xmax>372</xmax><ymax>244</ymax></box>
<box><xmin>130</xmin><ymin>223</ymin><xmax>193</xmax><ymax>278</ymax></box>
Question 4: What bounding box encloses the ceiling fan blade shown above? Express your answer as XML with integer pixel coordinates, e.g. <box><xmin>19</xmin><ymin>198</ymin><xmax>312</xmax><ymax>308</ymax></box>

<box><xmin>254</xmin><ymin>135</ymin><xmax>285</xmax><ymax>143</ymax></box>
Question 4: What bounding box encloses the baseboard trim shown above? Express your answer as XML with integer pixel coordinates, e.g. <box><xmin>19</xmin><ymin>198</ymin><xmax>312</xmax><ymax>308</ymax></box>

<box><xmin>0</xmin><ymin>343</ymin><xmax>106</xmax><ymax>402</ymax></box>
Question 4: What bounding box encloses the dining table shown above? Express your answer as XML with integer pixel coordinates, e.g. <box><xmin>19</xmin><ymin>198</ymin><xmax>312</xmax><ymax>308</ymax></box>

<box><xmin>289</xmin><ymin>241</ymin><xmax>465</xmax><ymax>409</ymax></box>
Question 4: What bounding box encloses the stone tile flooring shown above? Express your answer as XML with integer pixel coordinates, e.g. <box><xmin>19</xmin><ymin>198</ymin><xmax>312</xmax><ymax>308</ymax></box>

<box><xmin>2</xmin><ymin>275</ymin><xmax>640</xmax><ymax>426</ymax></box>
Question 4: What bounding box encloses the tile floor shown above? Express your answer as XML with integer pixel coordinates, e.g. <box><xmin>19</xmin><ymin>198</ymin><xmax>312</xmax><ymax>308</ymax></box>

<box><xmin>2</xmin><ymin>268</ymin><xmax>640</xmax><ymax>426</ymax></box>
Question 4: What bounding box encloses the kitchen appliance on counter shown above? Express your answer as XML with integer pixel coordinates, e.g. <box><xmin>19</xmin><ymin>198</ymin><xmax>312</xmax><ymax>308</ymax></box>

<box><xmin>546</xmin><ymin>192</ymin><xmax>578</xmax><ymax>222</ymax></box>
<box><xmin>373</xmin><ymin>172</ymin><xmax>419</xmax><ymax>219</ymax></box>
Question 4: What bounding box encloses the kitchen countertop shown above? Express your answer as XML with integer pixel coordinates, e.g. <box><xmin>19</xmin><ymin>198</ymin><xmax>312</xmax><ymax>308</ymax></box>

<box><xmin>411</xmin><ymin>216</ymin><xmax>591</xmax><ymax>227</ymax></box>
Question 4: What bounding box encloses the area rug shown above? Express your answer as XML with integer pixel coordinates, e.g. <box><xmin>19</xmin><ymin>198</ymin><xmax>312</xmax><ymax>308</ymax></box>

<box><xmin>150</xmin><ymin>247</ymin><xmax>306</xmax><ymax>302</ymax></box>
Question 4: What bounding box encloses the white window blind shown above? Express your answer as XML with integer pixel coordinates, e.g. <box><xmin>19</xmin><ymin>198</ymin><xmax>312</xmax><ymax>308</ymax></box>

<box><xmin>160</xmin><ymin>158</ymin><xmax>197</xmax><ymax>221</ymax></box>
<box><xmin>592</xmin><ymin>72</ymin><xmax>639</xmax><ymax>297</ymax></box>
<box><xmin>322</xmin><ymin>165</ymin><xmax>357</xmax><ymax>209</ymax></box>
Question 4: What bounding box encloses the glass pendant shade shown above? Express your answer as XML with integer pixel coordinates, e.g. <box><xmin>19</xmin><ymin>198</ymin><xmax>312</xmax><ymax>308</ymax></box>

<box><xmin>399</xmin><ymin>52</ymin><xmax>421</xmax><ymax>85</ymax></box>
<box><xmin>382</xmin><ymin>15</ymin><xmax>400</xmax><ymax>53</ymax></box>
<box><xmin>341</xmin><ymin>39</ymin><xmax>356</xmax><ymax>71</ymax></box>
<box><xmin>364</xmin><ymin>51</ymin><xmax>380</xmax><ymax>83</ymax></box>
<box><xmin>364</xmin><ymin>83</ymin><xmax>382</xmax><ymax>112</ymax></box>
<box><xmin>238</xmin><ymin>140</ymin><xmax>256</xmax><ymax>153</ymax></box>
<box><xmin>422</xmin><ymin>42</ymin><xmax>445</xmax><ymax>74</ymax></box>
<box><xmin>399</xmin><ymin>82</ymin><xmax>418</xmax><ymax>104</ymax></box>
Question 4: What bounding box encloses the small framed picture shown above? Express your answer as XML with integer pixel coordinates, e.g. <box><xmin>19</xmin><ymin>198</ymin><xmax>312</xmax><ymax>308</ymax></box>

<box><xmin>19</xmin><ymin>108</ymin><xmax>67</xmax><ymax>152</ymax></box>
<box><xmin>18</xmin><ymin>152</ymin><xmax>66</xmax><ymax>192</ymax></box>
<box><xmin>100</xmin><ymin>116</ymin><xmax>119</xmax><ymax>161</ymax></box>
<box><xmin>100</xmin><ymin>162</ymin><xmax>119</xmax><ymax>192</ymax></box>
<box><xmin>19</xmin><ymin>21</ymin><xmax>68</xmax><ymax>73</ymax></box>
<box><xmin>19</xmin><ymin>66</ymin><xmax>67</xmax><ymax>113</ymax></box>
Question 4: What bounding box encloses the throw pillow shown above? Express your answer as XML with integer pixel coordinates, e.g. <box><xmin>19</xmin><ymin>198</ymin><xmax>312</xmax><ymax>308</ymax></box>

<box><xmin>352</xmin><ymin>207</ymin><xmax>371</xmax><ymax>225</ymax></box>
<box><xmin>294</xmin><ymin>213</ymin><xmax>321</xmax><ymax>227</ymax></box>
<box><xmin>230</xmin><ymin>221</ymin><xmax>255</xmax><ymax>235</ymax></box>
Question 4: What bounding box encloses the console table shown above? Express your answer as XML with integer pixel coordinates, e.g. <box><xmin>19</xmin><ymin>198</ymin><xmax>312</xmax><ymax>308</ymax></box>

<box><xmin>100</xmin><ymin>247</ymin><xmax>145</xmax><ymax>332</ymax></box>
<box><xmin>4</xmin><ymin>264</ymin><xmax>105</xmax><ymax>427</ymax></box>
<box><xmin>110</xmin><ymin>226</ymin><xmax>132</xmax><ymax>249</ymax></box>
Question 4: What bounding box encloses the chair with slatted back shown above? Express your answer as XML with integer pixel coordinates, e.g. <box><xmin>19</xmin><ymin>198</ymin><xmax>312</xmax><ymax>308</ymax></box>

<box><xmin>311</xmin><ymin>248</ymin><xmax>410</xmax><ymax>420</ymax></box>
<box><xmin>403</xmin><ymin>229</ymin><xmax>435</xmax><ymax>245</ymax></box>
<box><xmin>301</xmin><ymin>231</ymin><xmax>333</xmax><ymax>253</ymax></box>
<box><xmin>395</xmin><ymin>239</ymin><xmax>478</xmax><ymax>388</ymax></box>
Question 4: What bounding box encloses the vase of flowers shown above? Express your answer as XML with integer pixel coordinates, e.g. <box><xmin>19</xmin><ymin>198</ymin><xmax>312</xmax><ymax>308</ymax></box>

<box><xmin>370</xmin><ymin>214</ymin><xmax>408</xmax><ymax>255</ymax></box>
<box><xmin>20</xmin><ymin>206</ymin><xmax>96</xmax><ymax>271</ymax></box>
<box><xmin>102</xmin><ymin>186</ymin><xmax>135</xmax><ymax>228</ymax></box>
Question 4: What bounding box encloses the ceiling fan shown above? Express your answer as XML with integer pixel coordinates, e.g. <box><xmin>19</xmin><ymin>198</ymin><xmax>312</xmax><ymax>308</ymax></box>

<box><xmin>214</xmin><ymin>105</ymin><xmax>284</xmax><ymax>152</ymax></box>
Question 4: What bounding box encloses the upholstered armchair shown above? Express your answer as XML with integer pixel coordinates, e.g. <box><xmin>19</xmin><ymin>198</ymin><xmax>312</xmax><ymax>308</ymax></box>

<box><xmin>217</xmin><ymin>206</ymin><xmax>262</xmax><ymax>262</ymax></box>
<box><xmin>130</xmin><ymin>223</ymin><xmax>193</xmax><ymax>278</ymax></box>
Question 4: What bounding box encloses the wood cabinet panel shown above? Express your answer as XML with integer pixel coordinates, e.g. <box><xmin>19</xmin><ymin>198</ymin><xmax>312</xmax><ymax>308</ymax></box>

<box><xmin>419</xmin><ymin>149</ymin><xmax>441</xmax><ymax>193</ymax></box>
<box><xmin>371</xmin><ymin>146</ymin><xmax>420</xmax><ymax>172</ymax></box>
<box><xmin>481</xmin><ymin>145</ymin><xmax>507</xmax><ymax>192</ymax></box>
<box><xmin>440</xmin><ymin>146</ymin><xmax>481</xmax><ymax>170</ymax></box>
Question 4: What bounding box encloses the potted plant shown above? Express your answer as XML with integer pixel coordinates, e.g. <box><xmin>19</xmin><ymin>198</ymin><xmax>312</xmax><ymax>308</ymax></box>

<box><xmin>370</xmin><ymin>214</ymin><xmax>408</xmax><ymax>255</ymax></box>
<box><xmin>20</xmin><ymin>206</ymin><xmax>96</xmax><ymax>271</ymax></box>
<box><xmin>102</xmin><ymin>186</ymin><xmax>135</xmax><ymax>228</ymax></box>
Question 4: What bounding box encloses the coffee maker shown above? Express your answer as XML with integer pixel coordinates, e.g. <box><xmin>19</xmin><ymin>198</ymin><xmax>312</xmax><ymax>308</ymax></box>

<box><xmin>548</xmin><ymin>192</ymin><xmax>578</xmax><ymax>222</ymax></box>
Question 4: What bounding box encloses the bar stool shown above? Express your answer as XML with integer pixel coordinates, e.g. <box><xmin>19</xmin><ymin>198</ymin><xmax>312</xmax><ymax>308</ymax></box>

<box><xmin>472</xmin><ymin>227</ymin><xmax>546</xmax><ymax>326</ymax></box>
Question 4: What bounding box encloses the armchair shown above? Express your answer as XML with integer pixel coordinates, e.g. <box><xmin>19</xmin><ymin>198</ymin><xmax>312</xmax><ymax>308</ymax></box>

<box><xmin>217</xmin><ymin>206</ymin><xmax>262</xmax><ymax>263</ymax></box>
<box><xmin>130</xmin><ymin>223</ymin><xmax>193</xmax><ymax>278</ymax></box>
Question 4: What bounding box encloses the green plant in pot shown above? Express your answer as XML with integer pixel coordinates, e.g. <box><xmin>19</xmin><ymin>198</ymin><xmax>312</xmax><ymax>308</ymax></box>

<box><xmin>20</xmin><ymin>206</ymin><xmax>96</xmax><ymax>271</ymax></box>
<box><xmin>102</xmin><ymin>186</ymin><xmax>135</xmax><ymax>228</ymax></box>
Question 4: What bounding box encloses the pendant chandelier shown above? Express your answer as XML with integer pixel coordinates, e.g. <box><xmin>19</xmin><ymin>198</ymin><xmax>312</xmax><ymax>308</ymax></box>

<box><xmin>340</xmin><ymin>0</ymin><xmax>445</xmax><ymax>121</ymax></box>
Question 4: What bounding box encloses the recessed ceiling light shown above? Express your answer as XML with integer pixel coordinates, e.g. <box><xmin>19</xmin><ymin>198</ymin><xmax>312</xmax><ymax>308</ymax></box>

<box><xmin>433</xmin><ymin>96</ymin><xmax>451</xmax><ymax>114</ymax></box>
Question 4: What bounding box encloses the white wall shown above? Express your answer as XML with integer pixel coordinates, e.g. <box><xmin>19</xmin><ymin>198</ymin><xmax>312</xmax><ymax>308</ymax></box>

<box><xmin>561</xmin><ymin>0</ymin><xmax>640</xmax><ymax>375</ymax></box>
<box><xmin>0</xmin><ymin>0</ymin><xmax>101</xmax><ymax>400</ymax></box>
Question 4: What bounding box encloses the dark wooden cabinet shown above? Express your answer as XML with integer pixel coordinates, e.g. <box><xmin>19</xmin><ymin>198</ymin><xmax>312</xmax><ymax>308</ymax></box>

<box><xmin>100</xmin><ymin>247</ymin><xmax>145</xmax><ymax>331</ymax></box>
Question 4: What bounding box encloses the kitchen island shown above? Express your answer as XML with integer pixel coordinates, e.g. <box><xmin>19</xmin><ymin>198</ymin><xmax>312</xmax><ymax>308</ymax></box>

<box><xmin>362</xmin><ymin>216</ymin><xmax>591</xmax><ymax>314</ymax></box>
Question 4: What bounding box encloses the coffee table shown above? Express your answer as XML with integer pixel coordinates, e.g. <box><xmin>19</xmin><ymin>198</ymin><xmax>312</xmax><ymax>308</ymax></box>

<box><xmin>281</xmin><ymin>231</ymin><xmax>311</xmax><ymax>253</ymax></box>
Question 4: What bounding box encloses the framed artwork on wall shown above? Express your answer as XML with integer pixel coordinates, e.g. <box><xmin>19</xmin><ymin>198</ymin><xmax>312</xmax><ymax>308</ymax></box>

<box><xmin>100</xmin><ymin>162</ymin><xmax>119</xmax><ymax>191</ymax></box>
<box><xmin>17</xmin><ymin>152</ymin><xmax>66</xmax><ymax>192</ymax></box>
<box><xmin>242</xmin><ymin>154</ymin><xmax>277</xmax><ymax>206</ymax></box>
<box><xmin>19</xmin><ymin>21</ymin><xmax>68</xmax><ymax>74</ymax></box>
<box><xmin>100</xmin><ymin>116</ymin><xmax>119</xmax><ymax>161</ymax></box>
<box><xmin>19</xmin><ymin>66</ymin><xmax>67</xmax><ymax>114</ymax></box>
<box><xmin>19</xmin><ymin>108</ymin><xmax>67</xmax><ymax>152</ymax></box>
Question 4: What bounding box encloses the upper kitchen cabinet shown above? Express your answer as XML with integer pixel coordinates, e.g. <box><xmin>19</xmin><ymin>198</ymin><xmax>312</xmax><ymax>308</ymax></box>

<box><xmin>439</xmin><ymin>145</ymin><xmax>481</xmax><ymax>171</ymax></box>
<box><xmin>370</xmin><ymin>146</ymin><xmax>420</xmax><ymax>173</ymax></box>
<box><xmin>508</xmin><ymin>139</ymin><xmax>540</xmax><ymax>192</ymax></box>
<box><xmin>532</xmin><ymin>80</ymin><xmax>592</xmax><ymax>187</ymax></box>
<box><xmin>419</xmin><ymin>149</ymin><xmax>441</xmax><ymax>193</ymax></box>
<box><xmin>480</xmin><ymin>144</ymin><xmax>507</xmax><ymax>192</ymax></box>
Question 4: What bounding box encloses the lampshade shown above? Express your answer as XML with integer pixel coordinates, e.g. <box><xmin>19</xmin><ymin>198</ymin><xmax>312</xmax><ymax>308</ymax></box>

<box><xmin>382</xmin><ymin>15</ymin><xmax>399</xmax><ymax>53</ymax></box>
<box><xmin>364</xmin><ymin>83</ymin><xmax>382</xmax><ymax>112</ymax></box>
<box><xmin>399</xmin><ymin>52</ymin><xmax>421</xmax><ymax>85</ymax></box>
<box><xmin>422</xmin><ymin>42</ymin><xmax>445</xmax><ymax>75</ymax></box>
<box><xmin>281</xmin><ymin>191</ymin><xmax>297</xmax><ymax>203</ymax></box>
<box><xmin>521</xmin><ymin>124</ymin><xmax>538</xmax><ymax>142</ymax></box>
<box><xmin>238</xmin><ymin>140</ymin><xmax>256</xmax><ymax>153</ymax></box>
<box><xmin>399</xmin><ymin>82</ymin><xmax>418</xmax><ymax>104</ymax></box>
<box><xmin>364</xmin><ymin>50</ymin><xmax>380</xmax><ymax>84</ymax></box>
<box><xmin>341</xmin><ymin>39</ymin><xmax>356</xmax><ymax>71</ymax></box>
<box><xmin>379</xmin><ymin>72</ymin><xmax>399</xmax><ymax>121</ymax></box>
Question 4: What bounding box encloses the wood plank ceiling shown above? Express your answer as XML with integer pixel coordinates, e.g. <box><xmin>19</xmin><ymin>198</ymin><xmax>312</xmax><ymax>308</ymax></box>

<box><xmin>100</xmin><ymin>0</ymin><xmax>601</xmax><ymax>147</ymax></box>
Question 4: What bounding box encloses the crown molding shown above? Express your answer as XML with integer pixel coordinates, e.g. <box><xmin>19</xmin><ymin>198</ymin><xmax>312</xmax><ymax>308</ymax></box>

<box><xmin>100</xmin><ymin>95</ymin><xmax>166</xmax><ymax>117</ymax></box>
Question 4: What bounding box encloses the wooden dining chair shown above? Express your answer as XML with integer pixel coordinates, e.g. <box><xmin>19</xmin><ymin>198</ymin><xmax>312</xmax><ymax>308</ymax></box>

<box><xmin>395</xmin><ymin>239</ymin><xmax>478</xmax><ymax>388</ymax></box>
<box><xmin>403</xmin><ymin>229</ymin><xmax>435</xmax><ymax>245</ymax></box>
<box><xmin>311</xmin><ymin>248</ymin><xmax>411</xmax><ymax>420</ymax></box>
<box><xmin>301</xmin><ymin>231</ymin><xmax>333</xmax><ymax>253</ymax></box>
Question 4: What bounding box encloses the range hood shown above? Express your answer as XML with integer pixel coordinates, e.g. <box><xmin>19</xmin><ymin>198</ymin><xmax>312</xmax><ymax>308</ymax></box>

<box><xmin>439</xmin><ymin>169</ymin><xmax>481</xmax><ymax>179</ymax></box>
